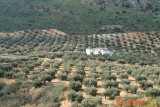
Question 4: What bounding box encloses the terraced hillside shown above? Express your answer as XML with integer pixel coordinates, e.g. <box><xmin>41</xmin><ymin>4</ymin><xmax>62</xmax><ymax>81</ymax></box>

<box><xmin>0</xmin><ymin>55</ymin><xmax>160</xmax><ymax>107</ymax></box>
<box><xmin>0</xmin><ymin>29</ymin><xmax>160</xmax><ymax>55</ymax></box>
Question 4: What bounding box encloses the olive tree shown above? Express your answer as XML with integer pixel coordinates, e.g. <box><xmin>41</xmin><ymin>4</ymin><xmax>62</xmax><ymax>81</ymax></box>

<box><xmin>83</xmin><ymin>78</ymin><xmax>97</xmax><ymax>87</ymax></box>
<box><xmin>84</xmin><ymin>87</ymin><xmax>97</xmax><ymax>96</ymax></box>
<box><xmin>69</xmin><ymin>81</ymin><xmax>82</xmax><ymax>91</ymax></box>
<box><xmin>103</xmin><ymin>88</ymin><xmax>120</xmax><ymax>99</ymax></box>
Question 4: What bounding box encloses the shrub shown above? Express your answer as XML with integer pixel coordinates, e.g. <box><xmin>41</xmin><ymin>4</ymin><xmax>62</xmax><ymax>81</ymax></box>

<box><xmin>87</xmin><ymin>73</ymin><xmax>99</xmax><ymax>79</ymax></box>
<box><xmin>117</xmin><ymin>59</ymin><xmax>126</xmax><ymax>64</ymax></box>
<box><xmin>135</xmin><ymin>75</ymin><xmax>147</xmax><ymax>82</ymax></box>
<box><xmin>40</xmin><ymin>74</ymin><xmax>52</xmax><ymax>82</ymax></box>
<box><xmin>71</xmin><ymin>101</ymin><xmax>80</xmax><ymax>107</ymax></box>
<box><xmin>145</xmin><ymin>88</ymin><xmax>160</xmax><ymax>97</ymax></box>
<box><xmin>67</xmin><ymin>90</ymin><xmax>77</xmax><ymax>102</ymax></box>
<box><xmin>83</xmin><ymin>78</ymin><xmax>97</xmax><ymax>87</ymax></box>
<box><xmin>13</xmin><ymin>72</ymin><xmax>27</xmax><ymax>79</ymax></box>
<box><xmin>22</xmin><ymin>67</ymin><xmax>30</xmax><ymax>74</ymax></box>
<box><xmin>0</xmin><ymin>64</ymin><xmax>13</xmax><ymax>71</ymax></box>
<box><xmin>69</xmin><ymin>74</ymin><xmax>83</xmax><ymax>82</ymax></box>
<box><xmin>139</xmin><ymin>80</ymin><xmax>153</xmax><ymax>90</ymax></box>
<box><xmin>74</xmin><ymin>70</ymin><xmax>85</xmax><ymax>76</ymax></box>
<box><xmin>57</xmin><ymin>73</ymin><xmax>68</xmax><ymax>80</ymax></box>
<box><xmin>47</xmin><ymin>70</ymin><xmax>56</xmax><ymax>78</ymax></box>
<box><xmin>61</xmin><ymin>69</ymin><xmax>70</xmax><ymax>74</ymax></box>
<box><xmin>120</xmin><ymin>79</ymin><xmax>130</xmax><ymax>85</ymax></box>
<box><xmin>101</xmin><ymin>74</ymin><xmax>117</xmax><ymax>81</ymax></box>
<box><xmin>69</xmin><ymin>81</ymin><xmax>82</xmax><ymax>91</ymax></box>
<box><xmin>32</xmin><ymin>80</ymin><xmax>43</xmax><ymax>88</ymax></box>
<box><xmin>4</xmin><ymin>71</ymin><xmax>14</xmax><ymax>79</ymax></box>
<box><xmin>0</xmin><ymin>80</ymin><xmax>5</xmax><ymax>90</ymax></box>
<box><xmin>103</xmin><ymin>88</ymin><xmax>120</xmax><ymax>99</ymax></box>
<box><xmin>84</xmin><ymin>87</ymin><xmax>97</xmax><ymax>96</ymax></box>
<box><xmin>103</xmin><ymin>80</ymin><xmax>118</xmax><ymax>89</ymax></box>
<box><xmin>67</xmin><ymin>91</ymin><xmax>83</xmax><ymax>103</ymax></box>
<box><xmin>0</xmin><ymin>69</ymin><xmax>5</xmax><ymax>77</ymax></box>
<box><xmin>123</xmin><ymin>85</ymin><xmax>130</xmax><ymax>92</ymax></box>
<box><xmin>81</xmin><ymin>97</ymin><xmax>102</xmax><ymax>107</ymax></box>
<box><xmin>118</xmin><ymin>73</ymin><xmax>128</xmax><ymax>79</ymax></box>
<box><xmin>129</xmin><ymin>85</ymin><xmax>138</xmax><ymax>94</ymax></box>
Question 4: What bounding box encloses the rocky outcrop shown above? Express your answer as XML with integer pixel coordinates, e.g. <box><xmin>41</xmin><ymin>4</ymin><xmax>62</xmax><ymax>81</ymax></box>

<box><xmin>80</xmin><ymin>0</ymin><xmax>159</xmax><ymax>9</ymax></box>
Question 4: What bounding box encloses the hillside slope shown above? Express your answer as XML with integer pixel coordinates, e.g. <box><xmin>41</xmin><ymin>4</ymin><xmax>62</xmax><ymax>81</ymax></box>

<box><xmin>0</xmin><ymin>0</ymin><xmax>160</xmax><ymax>35</ymax></box>
<box><xmin>80</xmin><ymin>0</ymin><xmax>160</xmax><ymax>8</ymax></box>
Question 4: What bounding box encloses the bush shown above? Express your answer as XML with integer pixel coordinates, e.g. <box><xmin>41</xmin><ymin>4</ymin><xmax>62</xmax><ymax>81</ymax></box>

<box><xmin>13</xmin><ymin>72</ymin><xmax>27</xmax><ymax>80</ymax></box>
<box><xmin>47</xmin><ymin>70</ymin><xmax>56</xmax><ymax>78</ymax></box>
<box><xmin>40</xmin><ymin>74</ymin><xmax>52</xmax><ymax>82</ymax></box>
<box><xmin>22</xmin><ymin>67</ymin><xmax>30</xmax><ymax>74</ymax></box>
<box><xmin>69</xmin><ymin>74</ymin><xmax>83</xmax><ymax>82</ymax></box>
<box><xmin>103</xmin><ymin>80</ymin><xmax>118</xmax><ymax>89</ymax></box>
<box><xmin>87</xmin><ymin>73</ymin><xmax>99</xmax><ymax>79</ymax></box>
<box><xmin>118</xmin><ymin>73</ymin><xmax>128</xmax><ymax>79</ymax></box>
<box><xmin>75</xmin><ymin>70</ymin><xmax>85</xmax><ymax>76</ymax></box>
<box><xmin>57</xmin><ymin>73</ymin><xmax>68</xmax><ymax>80</ymax></box>
<box><xmin>139</xmin><ymin>80</ymin><xmax>153</xmax><ymax>90</ymax></box>
<box><xmin>0</xmin><ymin>80</ymin><xmax>5</xmax><ymax>90</ymax></box>
<box><xmin>123</xmin><ymin>85</ymin><xmax>130</xmax><ymax>92</ymax></box>
<box><xmin>32</xmin><ymin>80</ymin><xmax>43</xmax><ymax>88</ymax></box>
<box><xmin>69</xmin><ymin>81</ymin><xmax>82</xmax><ymax>91</ymax></box>
<box><xmin>83</xmin><ymin>78</ymin><xmax>97</xmax><ymax>87</ymax></box>
<box><xmin>67</xmin><ymin>91</ymin><xmax>83</xmax><ymax>103</ymax></box>
<box><xmin>0</xmin><ymin>64</ymin><xmax>13</xmax><ymax>71</ymax></box>
<box><xmin>145</xmin><ymin>88</ymin><xmax>160</xmax><ymax>97</ymax></box>
<box><xmin>84</xmin><ymin>87</ymin><xmax>97</xmax><ymax>96</ymax></box>
<box><xmin>4</xmin><ymin>71</ymin><xmax>14</xmax><ymax>79</ymax></box>
<box><xmin>117</xmin><ymin>59</ymin><xmax>126</xmax><ymax>64</ymax></box>
<box><xmin>81</xmin><ymin>97</ymin><xmax>102</xmax><ymax>107</ymax></box>
<box><xmin>135</xmin><ymin>75</ymin><xmax>147</xmax><ymax>82</ymax></box>
<box><xmin>103</xmin><ymin>88</ymin><xmax>120</xmax><ymax>99</ymax></box>
<box><xmin>0</xmin><ymin>69</ymin><xmax>5</xmax><ymax>77</ymax></box>
<box><xmin>129</xmin><ymin>85</ymin><xmax>138</xmax><ymax>94</ymax></box>
<box><xmin>120</xmin><ymin>79</ymin><xmax>130</xmax><ymax>85</ymax></box>
<box><xmin>71</xmin><ymin>101</ymin><xmax>80</xmax><ymax>107</ymax></box>
<box><xmin>101</xmin><ymin>74</ymin><xmax>117</xmax><ymax>81</ymax></box>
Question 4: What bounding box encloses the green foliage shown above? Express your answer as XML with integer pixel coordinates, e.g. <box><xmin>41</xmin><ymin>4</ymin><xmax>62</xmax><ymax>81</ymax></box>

<box><xmin>101</xmin><ymin>73</ymin><xmax>117</xmax><ymax>81</ymax></box>
<box><xmin>117</xmin><ymin>59</ymin><xmax>126</xmax><ymax>64</ymax></box>
<box><xmin>135</xmin><ymin>75</ymin><xmax>147</xmax><ymax>82</ymax></box>
<box><xmin>71</xmin><ymin>101</ymin><xmax>80</xmax><ymax>107</ymax></box>
<box><xmin>81</xmin><ymin>97</ymin><xmax>102</xmax><ymax>107</ymax></box>
<box><xmin>22</xmin><ymin>67</ymin><xmax>30</xmax><ymax>74</ymax></box>
<box><xmin>120</xmin><ymin>79</ymin><xmax>130</xmax><ymax>85</ymax></box>
<box><xmin>41</xmin><ymin>82</ymin><xmax>66</xmax><ymax>106</ymax></box>
<box><xmin>145</xmin><ymin>88</ymin><xmax>160</xmax><ymax>97</ymax></box>
<box><xmin>103</xmin><ymin>80</ymin><xmax>118</xmax><ymax>88</ymax></box>
<box><xmin>13</xmin><ymin>72</ymin><xmax>27</xmax><ymax>80</ymax></box>
<box><xmin>40</xmin><ymin>74</ymin><xmax>52</xmax><ymax>82</ymax></box>
<box><xmin>103</xmin><ymin>88</ymin><xmax>120</xmax><ymax>99</ymax></box>
<box><xmin>57</xmin><ymin>73</ymin><xmax>68</xmax><ymax>80</ymax></box>
<box><xmin>69</xmin><ymin>74</ymin><xmax>83</xmax><ymax>82</ymax></box>
<box><xmin>129</xmin><ymin>85</ymin><xmax>138</xmax><ymax>94</ymax></box>
<box><xmin>118</xmin><ymin>73</ymin><xmax>128</xmax><ymax>79</ymax></box>
<box><xmin>0</xmin><ymin>80</ymin><xmax>5</xmax><ymax>90</ymax></box>
<box><xmin>69</xmin><ymin>81</ymin><xmax>82</xmax><ymax>91</ymax></box>
<box><xmin>32</xmin><ymin>80</ymin><xmax>43</xmax><ymax>88</ymax></box>
<box><xmin>139</xmin><ymin>80</ymin><xmax>153</xmax><ymax>90</ymax></box>
<box><xmin>83</xmin><ymin>78</ymin><xmax>97</xmax><ymax>87</ymax></box>
<box><xmin>0</xmin><ymin>69</ymin><xmax>5</xmax><ymax>77</ymax></box>
<box><xmin>0</xmin><ymin>0</ymin><xmax>160</xmax><ymax>35</ymax></box>
<box><xmin>84</xmin><ymin>87</ymin><xmax>97</xmax><ymax>96</ymax></box>
<box><xmin>67</xmin><ymin>91</ymin><xmax>83</xmax><ymax>103</ymax></box>
<box><xmin>87</xmin><ymin>73</ymin><xmax>99</xmax><ymax>79</ymax></box>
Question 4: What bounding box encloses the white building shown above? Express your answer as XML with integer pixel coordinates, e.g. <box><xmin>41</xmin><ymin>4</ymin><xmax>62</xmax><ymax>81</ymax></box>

<box><xmin>86</xmin><ymin>48</ymin><xmax>114</xmax><ymax>56</ymax></box>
